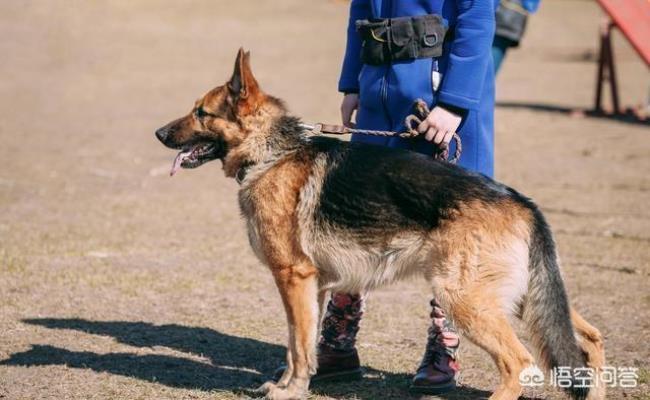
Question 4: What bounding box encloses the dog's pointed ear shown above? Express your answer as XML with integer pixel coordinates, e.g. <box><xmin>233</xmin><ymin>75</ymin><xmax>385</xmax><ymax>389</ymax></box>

<box><xmin>228</xmin><ymin>48</ymin><xmax>259</xmax><ymax>101</ymax></box>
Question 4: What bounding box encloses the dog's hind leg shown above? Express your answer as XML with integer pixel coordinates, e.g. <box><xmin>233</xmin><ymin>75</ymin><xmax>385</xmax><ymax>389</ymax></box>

<box><xmin>571</xmin><ymin>308</ymin><xmax>606</xmax><ymax>399</ymax></box>
<box><xmin>441</xmin><ymin>289</ymin><xmax>534</xmax><ymax>400</ymax></box>
<box><xmin>262</xmin><ymin>260</ymin><xmax>320</xmax><ymax>400</ymax></box>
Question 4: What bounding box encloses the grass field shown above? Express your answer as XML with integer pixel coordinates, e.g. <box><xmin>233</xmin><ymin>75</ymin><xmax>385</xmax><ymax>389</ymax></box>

<box><xmin>1</xmin><ymin>0</ymin><xmax>649</xmax><ymax>399</ymax></box>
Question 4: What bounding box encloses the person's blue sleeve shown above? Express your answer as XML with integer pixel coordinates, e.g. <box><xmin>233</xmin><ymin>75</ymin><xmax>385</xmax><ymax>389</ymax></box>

<box><xmin>338</xmin><ymin>0</ymin><xmax>371</xmax><ymax>93</ymax></box>
<box><xmin>522</xmin><ymin>0</ymin><xmax>541</xmax><ymax>13</ymax></box>
<box><xmin>438</xmin><ymin>0</ymin><xmax>496</xmax><ymax>110</ymax></box>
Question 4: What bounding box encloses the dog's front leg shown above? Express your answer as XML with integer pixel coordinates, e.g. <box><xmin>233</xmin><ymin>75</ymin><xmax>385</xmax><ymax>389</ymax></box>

<box><xmin>275</xmin><ymin>329</ymin><xmax>294</xmax><ymax>388</ymax></box>
<box><xmin>265</xmin><ymin>261</ymin><xmax>319</xmax><ymax>400</ymax></box>
<box><xmin>276</xmin><ymin>289</ymin><xmax>327</xmax><ymax>389</ymax></box>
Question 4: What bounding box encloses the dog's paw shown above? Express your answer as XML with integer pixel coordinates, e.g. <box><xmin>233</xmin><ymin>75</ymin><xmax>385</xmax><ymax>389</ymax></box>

<box><xmin>255</xmin><ymin>380</ymin><xmax>277</xmax><ymax>395</ymax></box>
<box><xmin>264</xmin><ymin>384</ymin><xmax>306</xmax><ymax>400</ymax></box>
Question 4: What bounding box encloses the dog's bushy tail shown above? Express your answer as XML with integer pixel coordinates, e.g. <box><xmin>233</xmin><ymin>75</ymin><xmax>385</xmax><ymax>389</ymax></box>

<box><xmin>523</xmin><ymin>205</ymin><xmax>605</xmax><ymax>400</ymax></box>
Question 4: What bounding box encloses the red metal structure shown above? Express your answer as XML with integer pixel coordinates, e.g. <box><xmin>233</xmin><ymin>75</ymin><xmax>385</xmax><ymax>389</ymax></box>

<box><xmin>594</xmin><ymin>0</ymin><xmax>650</xmax><ymax>114</ymax></box>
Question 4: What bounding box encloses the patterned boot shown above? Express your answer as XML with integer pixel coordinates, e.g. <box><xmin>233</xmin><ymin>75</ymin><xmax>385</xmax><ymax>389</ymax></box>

<box><xmin>410</xmin><ymin>298</ymin><xmax>460</xmax><ymax>394</ymax></box>
<box><xmin>273</xmin><ymin>293</ymin><xmax>364</xmax><ymax>383</ymax></box>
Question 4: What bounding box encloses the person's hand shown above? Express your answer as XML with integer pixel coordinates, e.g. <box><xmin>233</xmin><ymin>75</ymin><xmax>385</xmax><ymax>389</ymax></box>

<box><xmin>418</xmin><ymin>105</ymin><xmax>462</xmax><ymax>145</ymax></box>
<box><xmin>341</xmin><ymin>93</ymin><xmax>359</xmax><ymax>128</ymax></box>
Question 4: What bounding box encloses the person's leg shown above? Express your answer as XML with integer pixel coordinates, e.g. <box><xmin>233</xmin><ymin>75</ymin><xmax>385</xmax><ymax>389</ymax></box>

<box><xmin>375</xmin><ymin>64</ymin><xmax>465</xmax><ymax>393</ymax></box>
<box><xmin>272</xmin><ymin>293</ymin><xmax>364</xmax><ymax>383</ymax></box>
<box><xmin>492</xmin><ymin>35</ymin><xmax>512</xmax><ymax>75</ymax></box>
<box><xmin>410</xmin><ymin>299</ymin><xmax>461</xmax><ymax>394</ymax></box>
<box><xmin>319</xmin><ymin>292</ymin><xmax>364</xmax><ymax>351</ymax></box>
<box><xmin>399</xmin><ymin>138</ymin><xmax>464</xmax><ymax>394</ymax></box>
<box><xmin>390</xmin><ymin>138</ymin><xmax>464</xmax><ymax>394</ymax></box>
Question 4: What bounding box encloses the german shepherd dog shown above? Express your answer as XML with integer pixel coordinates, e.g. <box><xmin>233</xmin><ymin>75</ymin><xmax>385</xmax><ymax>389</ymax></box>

<box><xmin>155</xmin><ymin>49</ymin><xmax>605</xmax><ymax>400</ymax></box>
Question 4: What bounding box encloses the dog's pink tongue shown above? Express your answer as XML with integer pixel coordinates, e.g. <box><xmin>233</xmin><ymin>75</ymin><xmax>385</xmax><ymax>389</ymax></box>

<box><xmin>170</xmin><ymin>149</ymin><xmax>192</xmax><ymax>176</ymax></box>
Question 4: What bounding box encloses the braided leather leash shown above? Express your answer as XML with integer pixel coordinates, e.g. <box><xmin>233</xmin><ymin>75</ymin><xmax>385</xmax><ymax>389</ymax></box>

<box><xmin>300</xmin><ymin>99</ymin><xmax>462</xmax><ymax>164</ymax></box>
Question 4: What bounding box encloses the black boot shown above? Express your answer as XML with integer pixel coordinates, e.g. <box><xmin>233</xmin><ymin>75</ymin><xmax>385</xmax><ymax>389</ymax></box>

<box><xmin>272</xmin><ymin>343</ymin><xmax>362</xmax><ymax>383</ymax></box>
<box><xmin>272</xmin><ymin>293</ymin><xmax>364</xmax><ymax>384</ymax></box>
<box><xmin>410</xmin><ymin>299</ymin><xmax>460</xmax><ymax>394</ymax></box>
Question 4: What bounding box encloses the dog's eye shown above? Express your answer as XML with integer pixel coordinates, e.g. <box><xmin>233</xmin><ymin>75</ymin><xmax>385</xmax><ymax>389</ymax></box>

<box><xmin>195</xmin><ymin>107</ymin><xmax>208</xmax><ymax>118</ymax></box>
<box><xmin>196</xmin><ymin>107</ymin><xmax>218</xmax><ymax>119</ymax></box>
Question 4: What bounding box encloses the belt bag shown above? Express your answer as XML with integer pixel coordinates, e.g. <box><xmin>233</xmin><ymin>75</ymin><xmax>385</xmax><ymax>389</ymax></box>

<box><xmin>356</xmin><ymin>14</ymin><xmax>447</xmax><ymax>65</ymax></box>
<box><xmin>495</xmin><ymin>0</ymin><xmax>529</xmax><ymax>45</ymax></box>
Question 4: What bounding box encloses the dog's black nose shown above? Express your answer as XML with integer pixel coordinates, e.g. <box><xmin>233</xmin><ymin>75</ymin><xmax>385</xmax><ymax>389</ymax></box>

<box><xmin>155</xmin><ymin>128</ymin><xmax>168</xmax><ymax>142</ymax></box>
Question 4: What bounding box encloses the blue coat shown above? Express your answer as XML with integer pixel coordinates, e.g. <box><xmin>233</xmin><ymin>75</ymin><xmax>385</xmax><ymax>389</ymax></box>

<box><xmin>521</xmin><ymin>0</ymin><xmax>541</xmax><ymax>13</ymax></box>
<box><xmin>339</xmin><ymin>0</ymin><xmax>497</xmax><ymax>177</ymax></box>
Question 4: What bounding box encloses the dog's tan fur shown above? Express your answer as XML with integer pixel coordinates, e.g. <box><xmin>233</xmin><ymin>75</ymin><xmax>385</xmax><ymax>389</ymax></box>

<box><xmin>156</xmin><ymin>49</ymin><xmax>605</xmax><ymax>400</ymax></box>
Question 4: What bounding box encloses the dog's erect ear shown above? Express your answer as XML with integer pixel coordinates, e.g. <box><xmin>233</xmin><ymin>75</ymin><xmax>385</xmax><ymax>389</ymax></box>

<box><xmin>228</xmin><ymin>48</ymin><xmax>260</xmax><ymax>101</ymax></box>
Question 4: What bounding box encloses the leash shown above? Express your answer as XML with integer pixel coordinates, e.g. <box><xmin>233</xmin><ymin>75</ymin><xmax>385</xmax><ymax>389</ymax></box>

<box><xmin>300</xmin><ymin>99</ymin><xmax>462</xmax><ymax>164</ymax></box>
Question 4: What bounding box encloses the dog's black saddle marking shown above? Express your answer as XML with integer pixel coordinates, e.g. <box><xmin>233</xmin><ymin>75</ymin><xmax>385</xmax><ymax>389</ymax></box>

<box><xmin>308</xmin><ymin>137</ymin><xmax>511</xmax><ymax>237</ymax></box>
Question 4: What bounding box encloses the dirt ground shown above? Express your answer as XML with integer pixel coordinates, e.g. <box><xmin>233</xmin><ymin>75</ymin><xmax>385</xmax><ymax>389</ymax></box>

<box><xmin>0</xmin><ymin>1</ymin><xmax>648</xmax><ymax>399</ymax></box>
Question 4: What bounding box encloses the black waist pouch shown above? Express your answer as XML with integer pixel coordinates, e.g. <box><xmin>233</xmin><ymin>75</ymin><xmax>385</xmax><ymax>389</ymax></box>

<box><xmin>495</xmin><ymin>0</ymin><xmax>529</xmax><ymax>46</ymax></box>
<box><xmin>356</xmin><ymin>14</ymin><xmax>447</xmax><ymax>65</ymax></box>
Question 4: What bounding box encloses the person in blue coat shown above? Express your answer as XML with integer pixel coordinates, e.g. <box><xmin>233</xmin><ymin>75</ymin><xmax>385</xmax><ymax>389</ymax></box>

<box><xmin>274</xmin><ymin>0</ymin><xmax>497</xmax><ymax>394</ymax></box>
<box><xmin>492</xmin><ymin>0</ymin><xmax>541</xmax><ymax>73</ymax></box>
<box><xmin>341</xmin><ymin>0</ymin><xmax>497</xmax><ymax>178</ymax></box>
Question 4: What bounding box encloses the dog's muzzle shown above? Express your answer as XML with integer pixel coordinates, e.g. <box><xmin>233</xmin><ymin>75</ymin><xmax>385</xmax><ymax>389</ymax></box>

<box><xmin>155</xmin><ymin>127</ymin><xmax>169</xmax><ymax>143</ymax></box>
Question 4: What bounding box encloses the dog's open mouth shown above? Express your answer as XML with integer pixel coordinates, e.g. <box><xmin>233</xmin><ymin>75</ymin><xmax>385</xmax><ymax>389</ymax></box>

<box><xmin>170</xmin><ymin>142</ymin><xmax>219</xmax><ymax>176</ymax></box>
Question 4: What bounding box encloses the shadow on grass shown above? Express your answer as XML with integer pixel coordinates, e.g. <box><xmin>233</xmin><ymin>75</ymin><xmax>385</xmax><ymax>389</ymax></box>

<box><xmin>1</xmin><ymin>318</ymin><xmax>509</xmax><ymax>399</ymax></box>
<box><xmin>496</xmin><ymin>101</ymin><xmax>650</xmax><ymax>127</ymax></box>
<box><xmin>309</xmin><ymin>375</ymin><xmax>495</xmax><ymax>400</ymax></box>
<box><xmin>4</xmin><ymin>318</ymin><xmax>284</xmax><ymax>393</ymax></box>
